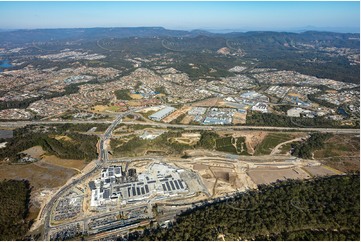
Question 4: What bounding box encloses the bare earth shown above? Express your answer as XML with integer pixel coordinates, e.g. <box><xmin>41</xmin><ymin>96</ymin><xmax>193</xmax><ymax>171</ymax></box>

<box><xmin>41</xmin><ymin>155</ymin><xmax>87</xmax><ymax>171</ymax></box>
<box><xmin>21</xmin><ymin>146</ymin><xmax>46</xmax><ymax>159</ymax></box>
<box><xmin>247</xmin><ymin>167</ymin><xmax>311</xmax><ymax>184</ymax></box>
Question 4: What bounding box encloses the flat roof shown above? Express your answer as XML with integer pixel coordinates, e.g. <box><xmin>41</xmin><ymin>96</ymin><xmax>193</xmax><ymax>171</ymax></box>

<box><xmin>88</xmin><ymin>181</ymin><xmax>96</xmax><ymax>190</ymax></box>
<box><xmin>149</xmin><ymin>106</ymin><xmax>176</xmax><ymax>120</ymax></box>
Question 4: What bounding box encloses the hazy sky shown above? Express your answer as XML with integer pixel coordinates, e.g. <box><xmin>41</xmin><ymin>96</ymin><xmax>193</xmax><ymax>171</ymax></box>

<box><xmin>0</xmin><ymin>1</ymin><xmax>359</xmax><ymax>32</ymax></box>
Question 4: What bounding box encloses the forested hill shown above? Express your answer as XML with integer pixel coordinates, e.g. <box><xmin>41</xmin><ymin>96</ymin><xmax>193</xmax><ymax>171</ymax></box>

<box><xmin>0</xmin><ymin>27</ymin><xmax>358</xmax><ymax>47</ymax></box>
<box><xmin>0</xmin><ymin>180</ymin><xmax>32</xmax><ymax>240</ymax></box>
<box><xmin>0</xmin><ymin>28</ymin><xmax>359</xmax><ymax>84</ymax></box>
<box><xmin>133</xmin><ymin>174</ymin><xmax>360</xmax><ymax>241</ymax></box>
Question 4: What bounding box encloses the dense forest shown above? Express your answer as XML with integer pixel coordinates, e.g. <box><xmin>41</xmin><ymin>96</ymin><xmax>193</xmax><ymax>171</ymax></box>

<box><xmin>131</xmin><ymin>174</ymin><xmax>360</xmax><ymax>241</ymax></box>
<box><xmin>246</xmin><ymin>111</ymin><xmax>348</xmax><ymax>128</ymax></box>
<box><xmin>291</xmin><ymin>132</ymin><xmax>333</xmax><ymax>159</ymax></box>
<box><xmin>0</xmin><ymin>180</ymin><xmax>31</xmax><ymax>240</ymax></box>
<box><xmin>0</xmin><ymin>125</ymin><xmax>98</xmax><ymax>162</ymax></box>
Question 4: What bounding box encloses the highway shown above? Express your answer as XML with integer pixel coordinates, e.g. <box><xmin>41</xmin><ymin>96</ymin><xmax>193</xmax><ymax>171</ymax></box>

<box><xmin>35</xmin><ymin>108</ymin><xmax>359</xmax><ymax>239</ymax></box>
<box><xmin>0</xmin><ymin>119</ymin><xmax>359</xmax><ymax>134</ymax></box>
<box><xmin>120</xmin><ymin>121</ymin><xmax>360</xmax><ymax>134</ymax></box>
<box><xmin>42</xmin><ymin>110</ymin><xmax>132</xmax><ymax>240</ymax></box>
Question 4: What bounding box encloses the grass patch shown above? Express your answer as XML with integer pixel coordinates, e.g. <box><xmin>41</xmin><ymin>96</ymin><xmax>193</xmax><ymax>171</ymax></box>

<box><xmin>115</xmin><ymin>89</ymin><xmax>132</xmax><ymax>100</ymax></box>
<box><xmin>215</xmin><ymin>137</ymin><xmax>237</xmax><ymax>154</ymax></box>
<box><xmin>111</xmin><ymin>132</ymin><xmax>192</xmax><ymax>157</ymax></box>
<box><xmin>314</xmin><ymin>135</ymin><xmax>359</xmax><ymax>159</ymax></box>
<box><xmin>255</xmin><ymin>133</ymin><xmax>294</xmax><ymax>155</ymax></box>
<box><xmin>140</xmin><ymin>110</ymin><xmax>157</xmax><ymax>119</ymax></box>
<box><xmin>279</xmin><ymin>141</ymin><xmax>300</xmax><ymax>154</ymax></box>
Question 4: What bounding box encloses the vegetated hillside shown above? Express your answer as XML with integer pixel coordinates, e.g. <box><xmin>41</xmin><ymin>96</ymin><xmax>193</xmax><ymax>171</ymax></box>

<box><xmin>134</xmin><ymin>174</ymin><xmax>360</xmax><ymax>241</ymax></box>
<box><xmin>0</xmin><ymin>125</ymin><xmax>99</xmax><ymax>162</ymax></box>
<box><xmin>0</xmin><ymin>180</ymin><xmax>31</xmax><ymax>240</ymax></box>
<box><xmin>0</xmin><ymin>27</ymin><xmax>192</xmax><ymax>45</ymax></box>
<box><xmin>291</xmin><ymin>132</ymin><xmax>333</xmax><ymax>159</ymax></box>
<box><xmin>1</xmin><ymin>28</ymin><xmax>359</xmax><ymax>84</ymax></box>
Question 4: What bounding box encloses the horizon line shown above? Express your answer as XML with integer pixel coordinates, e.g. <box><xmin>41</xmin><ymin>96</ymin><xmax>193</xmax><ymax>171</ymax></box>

<box><xmin>0</xmin><ymin>26</ymin><xmax>359</xmax><ymax>34</ymax></box>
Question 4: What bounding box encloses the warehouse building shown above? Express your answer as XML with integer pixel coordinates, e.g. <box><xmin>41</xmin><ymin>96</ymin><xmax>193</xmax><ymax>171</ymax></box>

<box><xmin>149</xmin><ymin>106</ymin><xmax>176</xmax><ymax>121</ymax></box>
<box><xmin>252</xmin><ymin>102</ymin><xmax>268</xmax><ymax>113</ymax></box>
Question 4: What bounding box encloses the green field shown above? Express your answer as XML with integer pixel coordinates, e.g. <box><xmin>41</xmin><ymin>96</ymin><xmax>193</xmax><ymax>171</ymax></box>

<box><xmin>110</xmin><ymin>132</ymin><xmax>192</xmax><ymax>157</ymax></box>
<box><xmin>255</xmin><ymin>133</ymin><xmax>294</xmax><ymax>155</ymax></box>
<box><xmin>279</xmin><ymin>141</ymin><xmax>300</xmax><ymax>154</ymax></box>
<box><xmin>215</xmin><ymin>137</ymin><xmax>237</xmax><ymax>154</ymax></box>
<box><xmin>215</xmin><ymin>136</ymin><xmax>249</xmax><ymax>155</ymax></box>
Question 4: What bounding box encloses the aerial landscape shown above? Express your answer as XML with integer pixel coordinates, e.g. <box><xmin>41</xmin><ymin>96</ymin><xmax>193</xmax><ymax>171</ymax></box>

<box><xmin>0</xmin><ymin>1</ymin><xmax>359</xmax><ymax>241</ymax></box>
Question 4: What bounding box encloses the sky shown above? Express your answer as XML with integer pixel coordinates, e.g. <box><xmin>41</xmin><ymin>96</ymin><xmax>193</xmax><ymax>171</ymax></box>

<box><xmin>0</xmin><ymin>1</ymin><xmax>359</xmax><ymax>33</ymax></box>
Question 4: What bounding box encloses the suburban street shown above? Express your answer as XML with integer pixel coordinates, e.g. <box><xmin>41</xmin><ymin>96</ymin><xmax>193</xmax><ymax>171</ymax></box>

<box><xmin>22</xmin><ymin>108</ymin><xmax>359</xmax><ymax>240</ymax></box>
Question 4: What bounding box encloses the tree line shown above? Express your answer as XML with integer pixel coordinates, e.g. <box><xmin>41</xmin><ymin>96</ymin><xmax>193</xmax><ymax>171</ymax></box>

<box><xmin>130</xmin><ymin>174</ymin><xmax>359</xmax><ymax>241</ymax></box>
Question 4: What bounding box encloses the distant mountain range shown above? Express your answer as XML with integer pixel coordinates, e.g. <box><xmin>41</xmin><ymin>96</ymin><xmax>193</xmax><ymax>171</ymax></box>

<box><xmin>0</xmin><ymin>27</ymin><xmax>359</xmax><ymax>47</ymax></box>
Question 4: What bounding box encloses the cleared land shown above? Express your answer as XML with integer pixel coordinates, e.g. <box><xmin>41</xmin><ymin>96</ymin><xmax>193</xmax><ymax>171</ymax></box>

<box><xmin>232</xmin><ymin>112</ymin><xmax>247</xmax><ymax>125</ymax></box>
<box><xmin>162</xmin><ymin>106</ymin><xmax>191</xmax><ymax>123</ymax></box>
<box><xmin>170</xmin><ymin>133</ymin><xmax>201</xmax><ymax>146</ymax></box>
<box><xmin>217</xmin><ymin>130</ymin><xmax>269</xmax><ymax>155</ymax></box>
<box><xmin>0</xmin><ymin>161</ymin><xmax>77</xmax><ymax>222</ymax></box>
<box><xmin>248</xmin><ymin>167</ymin><xmax>311</xmax><ymax>184</ymax></box>
<box><xmin>191</xmin><ymin>97</ymin><xmax>222</xmax><ymax>107</ymax></box>
<box><xmin>180</xmin><ymin>115</ymin><xmax>194</xmax><ymax>124</ymax></box>
<box><xmin>302</xmin><ymin>166</ymin><xmax>341</xmax><ymax>177</ymax></box>
<box><xmin>314</xmin><ymin>134</ymin><xmax>360</xmax><ymax>172</ymax></box>
<box><xmin>91</xmin><ymin>105</ymin><xmax>124</xmax><ymax>113</ymax></box>
<box><xmin>176</xmin><ymin>160</ymin><xmax>257</xmax><ymax>197</ymax></box>
<box><xmin>41</xmin><ymin>155</ymin><xmax>87</xmax><ymax>171</ymax></box>
<box><xmin>254</xmin><ymin>132</ymin><xmax>299</xmax><ymax>155</ymax></box>
<box><xmin>0</xmin><ymin>162</ymin><xmax>77</xmax><ymax>191</ymax></box>
<box><xmin>21</xmin><ymin>146</ymin><xmax>45</xmax><ymax>159</ymax></box>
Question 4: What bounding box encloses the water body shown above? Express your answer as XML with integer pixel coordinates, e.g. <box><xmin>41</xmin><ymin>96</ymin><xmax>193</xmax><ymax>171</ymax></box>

<box><xmin>0</xmin><ymin>130</ymin><xmax>13</xmax><ymax>139</ymax></box>
<box><xmin>0</xmin><ymin>59</ymin><xmax>12</xmax><ymax>72</ymax></box>
<box><xmin>337</xmin><ymin>107</ymin><xmax>349</xmax><ymax>118</ymax></box>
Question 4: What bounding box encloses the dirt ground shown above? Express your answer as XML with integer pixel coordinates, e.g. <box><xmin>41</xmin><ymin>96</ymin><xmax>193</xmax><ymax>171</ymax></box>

<box><xmin>21</xmin><ymin>146</ymin><xmax>46</xmax><ymax>159</ymax></box>
<box><xmin>232</xmin><ymin>112</ymin><xmax>247</xmax><ymax>125</ymax></box>
<box><xmin>162</xmin><ymin>106</ymin><xmax>192</xmax><ymax>123</ymax></box>
<box><xmin>53</xmin><ymin>135</ymin><xmax>74</xmax><ymax>142</ymax></box>
<box><xmin>0</xmin><ymin>162</ymin><xmax>77</xmax><ymax>191</ymax></box>
<box><xmin>41</xmin><ymin>155</ymin><xmax>87</xmax><ymax>171</ymax></box>
<box><xmin>0</xmin><ymin>161</ymin><xmax>78</xmax><ymax>223</ymax></box>
<box><xmin>129</xmin><ymin>93</ymin><xmax>143</xmax><ymax>99</ymax></box>
<box><xmin>170</xmin><ymin>133</ymin><xmax>201</xmax><ymax>146</ymax></box>
<box><xmin>180</xmin><ymin>115</ymin><xmax>194</xmax><ymax>124</ymax></box>
<box><xmin>247</xmin><ymin>167</ymin><xmax>311</xmax><ymax>184</ymax></box>
<box><xmin>321</xmin><ymin>157</ymin><xmax>359</xmax><ymax>173</ymax></box>
<box><xmin>191</xmin><ymin>97</ymin><xmax>223</xmax><ymax>107</ymax></box>
<box><xmin>176</xmin><ymin>159</ymin><xmax>257</xmax><ymax>198</ymax></box>
<box><xmin>302</xmin><ymin>165</ymin><xmax>341</xmax><ymax>177</ymax></box>
<box><xmin>91</xmin><ymin>105</ymin><xmax>109</xmax><ymax>112</ymax></box>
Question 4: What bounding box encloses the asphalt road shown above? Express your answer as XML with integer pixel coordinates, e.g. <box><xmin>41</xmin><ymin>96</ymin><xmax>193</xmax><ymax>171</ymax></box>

<box><xmin>0</xmin><ymin>120</ymin><xmax>359</xmax><ymax>134</ymax></box>
<box><xmin>32</xmin><ymin>109</ymin><xmax>359</xmax><ymax>239</ymax></box>
<box><xmin>42</xmin><ymin>111</ymin><xmax>130</xmax><ymax>240</ymax></box>
<box><xmin>120</xmin><ymin>121</ymin><xmax>360</xmax><ymax>134</ymax></box>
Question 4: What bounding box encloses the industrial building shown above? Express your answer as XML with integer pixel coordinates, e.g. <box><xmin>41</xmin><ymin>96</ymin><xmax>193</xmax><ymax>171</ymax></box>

<box><xmin>202</xmin><ymin>108</ymin><xmax>236</xmax><ymax>125</ymax></box>
<box><xmin>287</xmin><ymin>107</ymin><xmax>315</xmax><ymax>118</ymax></box>
<box><xmin>90</xmin><ymin>163</ymin><xmax>188</xmax><ymax>207</ymax></box>
<box><xmin>251</xmin><ymin>102</ymin><xmax>268</xmax><ymax>113</ymax></box>
<box><xmin>149</xmin><ymin>106</ymin><xmax>176</xmax><ymax>121</ymax></box>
